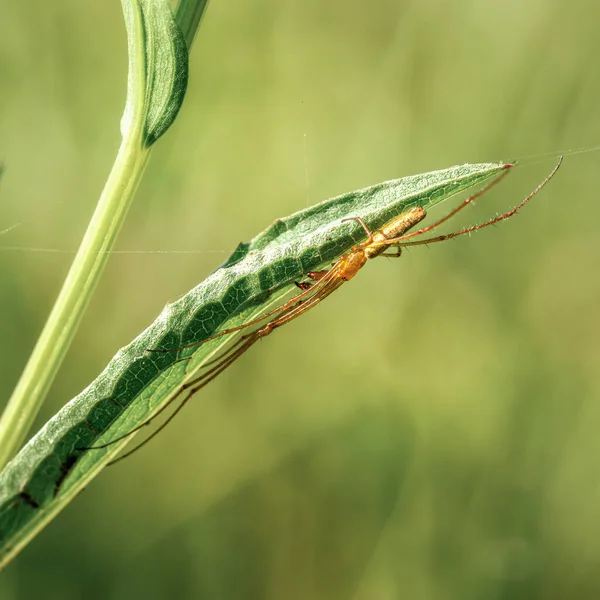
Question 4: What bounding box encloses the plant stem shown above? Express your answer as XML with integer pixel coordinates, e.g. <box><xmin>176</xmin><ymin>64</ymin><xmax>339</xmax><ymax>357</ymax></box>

<box><xmin>175</xmin><ymin>0</ymin><xmax>210</xmax><ymax>48</ymax></box>
<box><xmin>0</xmin><ymin>137</ymin><xmax>149</xmax><ymax>470</ymax></box>
<box><xmin>0</xmin><ymin>0</ymin><xmax>210</xmax><ymax>471</ymax></box>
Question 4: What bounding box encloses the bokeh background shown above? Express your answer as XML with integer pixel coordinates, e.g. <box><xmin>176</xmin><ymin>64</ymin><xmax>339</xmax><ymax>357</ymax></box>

<box><xmin>1</xmin><ymin>0</ymin><xmax>599</xmax><ymax>598</ymax></box>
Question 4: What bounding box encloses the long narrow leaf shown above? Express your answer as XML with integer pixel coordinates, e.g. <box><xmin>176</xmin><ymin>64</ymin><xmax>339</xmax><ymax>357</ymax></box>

<box><xmin>0</xmin><ymin>162</ymin><xmax>506</xmax><ymax>569</ymax></box>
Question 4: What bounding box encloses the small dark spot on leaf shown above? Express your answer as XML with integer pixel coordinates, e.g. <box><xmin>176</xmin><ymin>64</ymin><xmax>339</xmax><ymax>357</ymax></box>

<box><xmin>19</xmin><ymin>492</ymin><xmax>40</xmax><ymax>509</ymax></box>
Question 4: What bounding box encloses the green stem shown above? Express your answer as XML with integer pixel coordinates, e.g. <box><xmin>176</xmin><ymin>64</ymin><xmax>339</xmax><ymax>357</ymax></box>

<box><xmin>175</xmin><ymin>0</ymin><xmax>210</xmax><ymax>48</ymax></box>
<box><xmin>0</xmin><ymin>136</ymin><xmax>149</xmax><ymax>470</ymax></box>
<box><xmin>0</xmin><ymin>0</ymin><xmax>210</xmax><ymax>471</ymax></box>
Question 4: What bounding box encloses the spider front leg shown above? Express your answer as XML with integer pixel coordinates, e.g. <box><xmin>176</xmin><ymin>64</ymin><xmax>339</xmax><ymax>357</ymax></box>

<box><xmin>341</xmin><ymin>216</ymin><xmax>374</xmax><ymax>243</ymax></box>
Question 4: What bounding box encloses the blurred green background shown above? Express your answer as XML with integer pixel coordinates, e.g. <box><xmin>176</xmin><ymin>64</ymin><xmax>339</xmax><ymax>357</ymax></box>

<box><xmin>1</xmin><ymin>0</ymin><xmax>600</xmax><ymax>598</ymax></box>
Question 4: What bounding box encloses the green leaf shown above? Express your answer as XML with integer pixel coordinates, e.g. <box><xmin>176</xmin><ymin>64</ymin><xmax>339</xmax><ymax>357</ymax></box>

<box><xmin>121</xmin><ymin>0</ymin><xmax>189</xmax><ymax>146</ymax></box>
<box><xmin>0</xmin><ymin>162</ymin><xmax>506</xmax><ymax>569</ymax></box>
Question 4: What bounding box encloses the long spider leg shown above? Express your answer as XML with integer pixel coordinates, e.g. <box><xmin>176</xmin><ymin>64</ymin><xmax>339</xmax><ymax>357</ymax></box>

<box><xmin>256</xmin><ymin>275</ymin><xmax>347</xmax><ymax>333</ymax></box>
<box><xmin>196</xmin><ymin>271</ymin><xmax>343</xmax><ymax>368</ymax></box>
<box><xmin>107</xmin><ymin>282</ymin><xmax>348</xmax><ymax>463</ymax></box>
<box><xmin>342</xmin><ymin>216</ymin><xmax>374</xmax><ymax>243</ymax></box>
<box><xmin>200</xmin><ymin>274</ymin><xmax>333</xmax><ymax>369</ymax></box>
<box><xmin>397</xmin><ymin>165</ymin><xmax>513</xmax><ymax>242</ymax></box>
<box><xmin>90</xmin><ymin>280</ymin><xmax>344</xmax><ymax>454</ymax></box>
<box><xmin>86</xmin><ymin>332</ymin><xmax>264</xmax><ymax>451</ymax></box>
<box><xmin>107</xmin><ymin>334</ymin><xmax>263</xmax><ymax>465</ymax></box>
<box><xmin>198</xmin><ymin>290</ymin><xmax>311</xmax><ymax>370</ymax></box>
<box><xmin>150</xmin><ymin>263</ymin><xmax>342</xmax><ymax>353</ymax></box>
<box><xmin>385</xmin><ymin>158</ymin><xmax>562</xmax><ymax>249</ymax></box>
<box><xmin>114</xmin><ymin>278</ymin><xmax>348</xmax><ymax>458</ymax></box>
<box><xmin>93</xmin><ymin>281</ymin><xmax>337</xmax><ymax>455</ymax></box>
<box><xmin>199</xmin><ymin>332</ymin><xmax>258</xmax><ymax>368</ymax></box>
